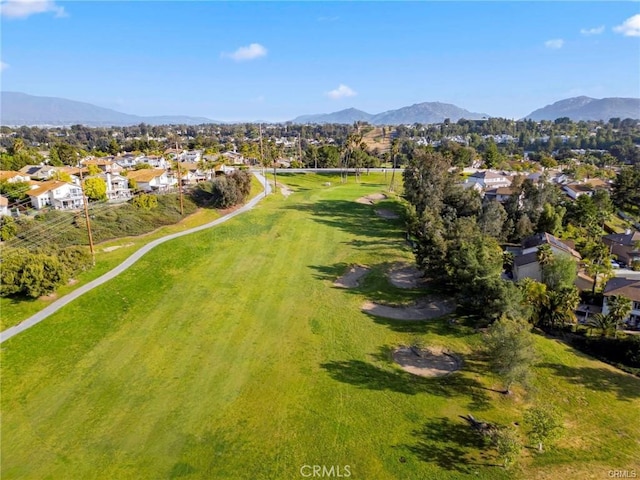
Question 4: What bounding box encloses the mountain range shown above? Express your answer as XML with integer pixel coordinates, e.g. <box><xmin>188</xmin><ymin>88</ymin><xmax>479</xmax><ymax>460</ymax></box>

<box><xmin>524</xmin><ymin>96</ymin><xmax>640</xmax><ymax>122</ymax></box>
<box><xmin>1</xmin><ymin>92</ymin><xmax>639</xmax><ymax>127</ymax></box>
<box><xmin>0</xmin><ymin>92</ymin><xmax>217</xmax><ymax>127</ymax></box>
<box><xmin>292</xmin><ymin>102</ymin><xmax>490</xmax><ymax>125</ymax></box>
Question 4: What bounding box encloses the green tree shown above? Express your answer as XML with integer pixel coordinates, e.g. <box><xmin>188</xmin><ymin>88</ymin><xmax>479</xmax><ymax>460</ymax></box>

<box><xmin>586</xmin><ymin>312</ymin><xmax>616</xmax><ymax>337</ymax></box>
<box><xmin>491</xmin><ymin>427</ymin><xmax>522</xmax><ymax>468</ymax></box>
<box><xmin>607</xmin><ymin>295</ymin><xmax>633</xmax><ymax>338</ymax></box>
<box><xmin>479</xmin><ymin>201</ymin><xmax>508</xmax><ymax>238</ymax></box>
<box><xmin>541</xmin><ymin>254</ymin><xmax>577</xmax><ymax>292</ymax></box>
<box><xmin>539</xmin><ymin>287</ymin><xmax>580</xmax><ymax>329</ymax></box>
<box><xmin>87</xmin><ymin>164</ymin><xmax>102</xmax><ymax>176</ymax></box>
<box><xmin>83</xmin><ymin>177</ymin><xmax>107</xmax><ymax>201</ymax></box>
<box><xmin>523</xmin><ymin>406</ymin><xmax>564</xmax><ymax>453</ymax></box>
<box><xmin>131</xmin><ymin>193</ymin><xmax>158</xmax><ymax>210</ymax></box>
<box><xmin>484</xmin><ymin>317</ymin><xmax>536</xmax><ymax>394</ymax></box>
<box><xmin>0</xmin><ymin>216</ymin><xmax>18</xmax><ymax>241</ymax></box>
<box><xmin>483</xmin><ymin>138</ymin><xmax>501</xmax><ymax>169</ymax></box>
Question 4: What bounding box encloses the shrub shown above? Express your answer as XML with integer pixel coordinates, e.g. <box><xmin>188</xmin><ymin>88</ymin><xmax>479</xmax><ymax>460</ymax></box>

<box><xmin>131</xmin><ymin>193</ymin><xmax>158</xmax><ymax>211</ymax></box>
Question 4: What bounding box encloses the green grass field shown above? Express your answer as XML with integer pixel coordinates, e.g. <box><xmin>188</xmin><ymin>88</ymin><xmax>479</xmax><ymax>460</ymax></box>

<box><xmin>1</xmin><ymin>173</ymin><xmax>639</xmax><ymax>479</ymax></box>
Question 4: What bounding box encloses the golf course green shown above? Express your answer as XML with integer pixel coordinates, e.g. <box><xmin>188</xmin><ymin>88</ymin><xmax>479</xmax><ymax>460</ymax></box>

<box><xmin>1</xmin><ymin>173</ymin><xmax>639</xmax><ymax>479</ymax></box>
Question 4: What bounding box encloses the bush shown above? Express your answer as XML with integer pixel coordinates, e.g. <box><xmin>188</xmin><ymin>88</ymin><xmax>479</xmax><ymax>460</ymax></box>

<box><xmin>131</xmin><ymin>193</ymin><xmax>158</xmax><ymax>211</ymax></box>
<box><xmin>190</xmin><ymin>171</ymin><xmax>252</xmax><ymax>209</ymax></box>
<box><xmin>569</xmin><ymin>335</ymin><xmax>640</xmax><ymax>370</ymax></box>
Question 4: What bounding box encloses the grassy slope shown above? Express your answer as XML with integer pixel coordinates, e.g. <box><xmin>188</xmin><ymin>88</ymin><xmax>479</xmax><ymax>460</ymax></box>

<box><xmin>0</xmin><ymin>178</ymin><xmax>263</xmax><ymax>330</ymax></box>
<box><xmin>1</xmin><ymin>173</ymin><xmax>639</xmax><ymax>480</ymax></box>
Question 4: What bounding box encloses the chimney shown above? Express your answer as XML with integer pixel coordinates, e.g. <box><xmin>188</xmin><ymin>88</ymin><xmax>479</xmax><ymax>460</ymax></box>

<box><xmin>625</xmin><ymin>228</ymin><xmax>631</xmax><ymax>235</ymax></box>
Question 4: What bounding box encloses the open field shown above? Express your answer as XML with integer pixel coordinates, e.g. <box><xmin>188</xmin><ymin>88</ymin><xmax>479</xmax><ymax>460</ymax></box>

<box><xmin>1</xmin><ymin>173</ymin><xmax>639</xmax><ymax>479</ymax></box>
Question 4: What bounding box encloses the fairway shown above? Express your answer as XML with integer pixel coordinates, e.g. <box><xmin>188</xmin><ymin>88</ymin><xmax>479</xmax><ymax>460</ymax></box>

<box><xmin>2</xmin><ymin>173</ymin><xmax>639</xmax><ymax>480</ymax></box>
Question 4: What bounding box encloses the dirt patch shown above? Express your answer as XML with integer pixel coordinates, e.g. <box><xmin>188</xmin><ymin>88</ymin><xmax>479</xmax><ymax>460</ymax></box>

<box><xmin>388</xmin><ymin>264</ymin><xmax>425</xmax><ymax>289</ymax></box>
<box><xmin>374</xmin><ymin>208</ymin><xmax>400</xmax><ymax>219</ymax></box>
<box><xmin>355</xmin><ymin>193</ymin><xmax>387</xmax><ymax>205</ymax></box>
<box><xmin>334</xmin><ymin>265</ymin><xmax>370</xmax><ymax>288</ymax></box>
<box><xmin>362</xmin><ymin>297</ymin><xmax>454</xmax><ymax>320</ymax></box>
<box><xmin>393</xmin><ymin>346</ymin><xmax>461</xmax><ymax>377</ymax></box>
<box><xmin>280</xmin><ymin>186</ymin><xmax>294</xmax><ymax>198</ymax></box>
<box><xmin>102</xmin><ymin>243</ymin><xmax>134</xmax><ymax>252</ymax></box>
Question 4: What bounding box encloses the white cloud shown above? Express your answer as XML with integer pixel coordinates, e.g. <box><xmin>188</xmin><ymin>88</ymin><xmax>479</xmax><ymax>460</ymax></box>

<box><xmin>613</xmin><ymin>14</ymin><xmax>640</xmax><ymax>37</ymax></box>
<box><xmin>326</xmin><ymin>84</ymin><xmax>357</xmax><ymax>100</ymax></box>
<box><xmin>544</xmin><ymin>39</ymin><xmax>564</xmax><ymax>49</ymax></box>
<box><xmin>222</xmin><ymin>43</ymin><xmax>267</xmax><ymax>62</ymax></box>
<box><xmin>0</xmin><ymin>0</ymin><xmax>66</xmax><ymax>19</ymax></box>
<box><xmin>580</xmin><ymin>26</ymin><xmax>605</xmax><ymax>35</ymax></box>
<box><xmin>0</xmin><ymin>61</ymin><xmax>8</xmax><ymax>71</ymax></box>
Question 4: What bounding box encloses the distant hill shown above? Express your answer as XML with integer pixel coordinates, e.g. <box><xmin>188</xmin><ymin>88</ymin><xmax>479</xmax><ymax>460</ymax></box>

<box><xmin>524</xmin><ymin>96</ymin><xmax>640</xmax><ymax>121</ymax></box>
<box><xmin>292</xmin><ymin>102</ymin><xmax>489</xmax><ymax>125</ymax></box>
<box><xmin>293</xmin><ymin>108</ymin><xmax>374</xmax><ymax>124</ymax></box>
<box><xmin>0</xmin><ymin>92</ymin><xmax>217</xmax><ymax>126</ymax></box>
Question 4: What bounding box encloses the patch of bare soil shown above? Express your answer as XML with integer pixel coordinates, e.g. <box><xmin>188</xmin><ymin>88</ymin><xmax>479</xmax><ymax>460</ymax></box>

<box><xmin>393</xmin><ymin>346</ymin><xmax>461</xmax><ymax>377</ymax></box>
<box><xmin>388</xmin><ymin>264</ymin><xmax>424</xmax><ymax>289</ymax></box>
<box><xmin>374</xmin><ymin>208</ymin><xmax>400</xmax><ymax>219</ymax></box>
<box><xmin>355</xmin><ymin>193</ymin><xmax>387</xmax><ymax>205</ymax></box>
<box><xmin>102</xmin><ymin>243</ymin><xmax>134</xmax><ymax>252</ymax></box>
<box><xmin>39</xmin><ymin>292</ymin><xmax>58</xmax><ymax>301</ymax></box>
<box><xmin>362</xmin><ymin>297</ymin><xmax>454</xmax><ymax>320</ymax></box>
<box><xmin>334</xmin><ymin>265</ymin><xmax>370</xmax><ymax>288</ymax></box>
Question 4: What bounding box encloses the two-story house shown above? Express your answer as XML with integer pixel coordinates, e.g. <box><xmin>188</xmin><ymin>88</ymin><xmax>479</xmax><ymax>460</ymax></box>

<box><xmin>26</xmin><ymin>180</ymin><xmax>84</xmax><ymax>210</ymax></box>
<box><xmin>602</xmin><ymin>277</ymin><xmax>640</xmax><ymax>330</ymax></box>
<box><xmin>603</xmin><ymin>230</ymin><xmax>640</xmax><ymax>267</ymax></box>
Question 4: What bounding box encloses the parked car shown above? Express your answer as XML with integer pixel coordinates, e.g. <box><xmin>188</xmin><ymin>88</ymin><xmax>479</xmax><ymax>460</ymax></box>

<box><xmin>610</xmin><ymin>260</ymin><xmax>621</xmax><ymax>269</ymax></box>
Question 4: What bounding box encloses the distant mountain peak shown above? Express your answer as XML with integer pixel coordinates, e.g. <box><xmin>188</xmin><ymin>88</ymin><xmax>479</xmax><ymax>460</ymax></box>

<box><xmin>292</xmin><ymin>101</ymin><xmax>489</xmax><ymax>125</ymax></box>
<box><xmin>524</xmin><ymin>96</ymin><xmax>640</xmax><ymax>121</ymax></box>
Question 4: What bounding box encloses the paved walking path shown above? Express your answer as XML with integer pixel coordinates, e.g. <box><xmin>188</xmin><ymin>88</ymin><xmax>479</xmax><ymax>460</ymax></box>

<box><xmin>0</xmin><ymin>173</ymin><xmax>271</xmax><ymax>344</ymax></box>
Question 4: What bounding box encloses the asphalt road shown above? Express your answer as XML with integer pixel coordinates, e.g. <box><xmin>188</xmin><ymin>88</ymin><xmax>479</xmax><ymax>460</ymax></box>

<box><xmin>0</xmin><ymin>173</ymin><xmax>271</xmax><ymax>344</ymax></box>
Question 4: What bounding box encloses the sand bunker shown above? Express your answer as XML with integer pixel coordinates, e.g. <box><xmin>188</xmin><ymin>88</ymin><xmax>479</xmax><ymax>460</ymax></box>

<box><xmin>393</xmin><ymin>346</ymin><xmax>461</xmax><ymax>377</ymax></box>
<box><xmin>374</xmin><ymin>208</ymin><xmax>400</xmax><ymax>219</ymax></box>
<box><xmin>355</xmin><ymin>193</ymin><xmax>387</xmax><ymax>205</ymax></box>
<box><xmin>334</xmin><ymin>265</ymin><xmax>370</xmax><ymax>288</ymax></box>
<box><xmin>388</xmin><ymin>264</ymin><xmax>425</xmax><ymax>289</ymax></box>
<box><xmin>362</xmin><ymin>297</ymin><xmax>454</xmax><ymax>320</ymax></box>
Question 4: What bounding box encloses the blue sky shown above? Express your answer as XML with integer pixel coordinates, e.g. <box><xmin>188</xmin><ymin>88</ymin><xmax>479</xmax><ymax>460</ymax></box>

<box><xmin>1</xmin><ymin>1</ymin><xmax>639</xmax><ymax>121</ymax></box>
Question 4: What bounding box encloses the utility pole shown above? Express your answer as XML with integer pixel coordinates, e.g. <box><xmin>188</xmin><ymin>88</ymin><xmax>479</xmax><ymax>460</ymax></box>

<box><xmin>259</xmin><ymin>124</ymin><xmax>267</xmax><ymax>196</ymax></box>
<box><xmin>298</xmin><ymin>133</ymin><xmax>303</xmax><ymax>167</ymax></box>
<box><xmin>175</xmin><ymin>142</ymin><xmax>184</xmax><ymax>215</ymax></box>
<box><xmin>78</xmin><ymin>168</ymin><xmax>95</xmax><ymax>265</ymax></box>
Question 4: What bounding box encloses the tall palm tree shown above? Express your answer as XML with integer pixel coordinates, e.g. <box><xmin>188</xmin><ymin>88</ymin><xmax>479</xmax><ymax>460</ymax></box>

<box><xmin>607</xmin><ymin>295</ymin><xmax>632</xmax><ymax>338</ymax></box>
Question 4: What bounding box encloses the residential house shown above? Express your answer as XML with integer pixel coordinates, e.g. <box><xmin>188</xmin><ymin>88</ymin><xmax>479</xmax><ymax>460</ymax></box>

<box><xmin>602</xmin><ymin>277</ymin><xmax>640</xmax><ymax>329</ymax></box>
<box><xmin>176</xmin><ymin>162</ymin><xmax>210</xmax><ymax>185</ymax></box>
<box><xmin>179</xmin><ymin>150</ymin><xmax>202</xmax><ymax>163</ymax></box>
<box><xmin>26</xmin><ymin>180</ymin><xmax>84</xmax><ymax>210</ymax></box>
<box><xmin>563</xmin><ymin>178</ymin><xmax>609</xmax><ymax>200</ymax></box>
<box><xmin>512</xmin><ymin>232</ymin><xmax>582</xmax><ymax>284</ymax></box>
<box><xmin>19</xmin><ymin>165</ymin><xmax>57</xmax><ymax>180</ymax></box>
<box><xmin>484</xmin><ymin>186</ymin><xmax>516</xmax><ymax>204</ymax></box>
<box><xmin>465</xmin><ymin>170</ymin><xmax>511</xmax><ymax>190</ymax></box>
<box><xmin>222</xmin><ymin>151</ymin><xmax>246</xmax><ymax>165</ymax></box>
<box><xmin>114</xmin><ymin>154</ymin><xmax>144</xmax><ymax>169</ymax></box>
<box><xmin>0</xmin><ymin>170</ymin><xmax>31</xmax><ymax>183</ymax></box>
<box><xmin>82</xmin><ymin>158</ymin><xmax>124</xmax><ymax>174</ymax></box>
<box><xmin>98</xmin><ymin>173</ymin><xmax>132</xmax><ymax>201</ymax></box>
<box><xmin>0</xmin><ymin>195</ymin><xmax>9</xmax><ymax>216</ymax></box>
<box><xmin>126</xmin><ymin>169</ymin><xmax>175</xmax><ymax>192</ymax></box>
<box><xmin>142</xmin><ymin>155</ymin><xmax>169</xmax><ymax>169</ymax></box>
<box><xmin>603</xmin><ymin>230</ymin><xmax>640</xmax><ymax>267</ymax></box>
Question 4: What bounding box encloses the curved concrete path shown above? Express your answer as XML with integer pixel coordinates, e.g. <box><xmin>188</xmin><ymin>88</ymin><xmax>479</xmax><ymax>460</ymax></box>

<box><xmin>0</xmin><ymin>173</ymin><xmax>271</xmax><ymax>344</ymax></box>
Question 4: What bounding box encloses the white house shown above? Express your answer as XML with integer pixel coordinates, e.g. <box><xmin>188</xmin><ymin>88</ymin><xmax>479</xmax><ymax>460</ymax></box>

<box><xmin>97</xmin><ymin>173</ymin><xmax>132</xmax><ymax>201</ymax></box>
<box><xmin>0</xmin><ymin>195</ymin><xmax>9</xmax><ymax>216</ymax></box>
<box><xmin>126</xmin><ymin>169</ymin><xmax>176</xmax><ymax>192</ymax></box>
<box><xmin>483</xmin><ymin>187</ymin><xmax>517</xmax><ymax>203</ymax></box>
<box><xmin>82</xmin><ymin>158</ymin><xmax>124</xmax><ymax>174</ymax></box>
<box><xmin>602</xmin><ymin>277</ymin><xmax>640</xmax><ymax>330</ymax></box>
<box><xmin>465</xmin><ymin>170</ymin><xmax>511</xmax><ymax>190</ymax></box>
<box><xmin>27</xmin><ymin>180</ymin><xmax>84</xmax><ymax>210</ymax></box>
<box><xmin>0</xmin><ymin>170</ymin><xmax>31</xmax><ymax>183</ymax></box>
<box><xmin>563</xmin><ymin>179</ymin><xmax>609</xmax><ymax>200</ymax></box>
